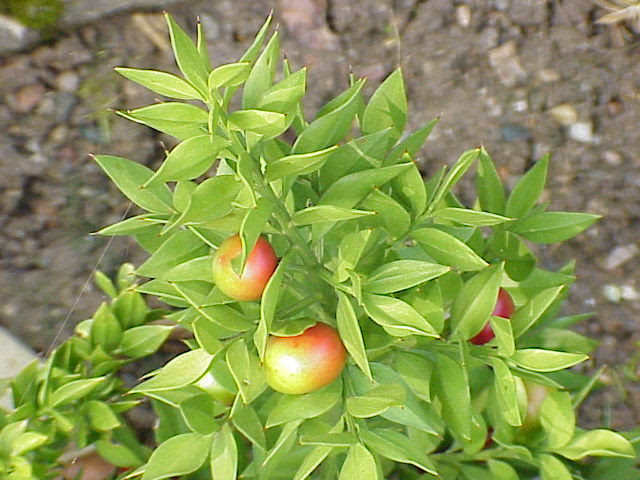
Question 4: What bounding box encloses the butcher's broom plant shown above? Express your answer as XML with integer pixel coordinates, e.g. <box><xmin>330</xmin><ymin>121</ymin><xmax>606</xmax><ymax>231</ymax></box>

<box><xmin>1</xmin><ymin>13</ymin><xmax>637</xmax><ymax>480</ymax></box>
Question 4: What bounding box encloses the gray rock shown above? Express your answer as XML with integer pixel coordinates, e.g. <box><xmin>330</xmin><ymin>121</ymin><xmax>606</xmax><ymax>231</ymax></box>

<box><xmin>60</xmin><ymin>0</ymin><xmax>188</xmax><ymax>27</ymax></box>
<box><xmin>604</xmin><ymin>244</ymin><xmax>639</xmax><ymax>270</ymax></box>
<box><xmin>0</xmin><ymin>14</ymin><xmax>39</xmax><ymax>56</ymax></box>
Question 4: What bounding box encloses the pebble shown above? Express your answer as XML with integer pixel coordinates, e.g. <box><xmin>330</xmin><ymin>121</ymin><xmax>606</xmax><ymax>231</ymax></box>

<box><xmin>56</xmin><ymin>71</ymin><xmax>81</xmax><ymax>93</ymax></box>
<box><xmin>602</xmin><ymin>150</ymin><xmax>623</xmax><ymax>166</ymax></box>
<box><xmin>500</xmin><ymin>123</ymin><xmax>530</xmax><ymax>142</ymax></box>
<box><xmin>604</xmin><ymin>243</ymin><xmax>639</xmax><ymax>270</ymax></box>
<box><xmin>53</xmin><ymin>92</ymin><xmax>78</xmax><ymax>123</ymax></box>
<box><xmin>567</xmin><ymin>121</ymin><xmax>594</xmax><ymax>143</ymax></box>
<box><xmin>488</xmin><ymin>41</ymin><xmax>527</xmax><ymax>87</ymax></box>
<box><xmin>549</xmin><ymin>104</ymin><xmax>578</xmax><ymax>126</ymax></box>
<box><xmin>11</xmin><ymin>83</ymin><xmax>46</xmax><ymax>113</ymax></box>
<box><xmin>0</xmin><ymin>13</ymin><xmax>39</xmax><ymax>55</ymax></box>
<box><xmin>536</xmin><ymin>68</ymin><xmax>561</xmax><ymax>83</ymax></box>
<box><xmin>455</xmin><ymin>5</ymin><xmax>472</xmax><ymax>28</ymax></box>
<box><xmin>603</xmin><ymin>284</ymin><xmax>640</xmax><ymax>303</ymax></box>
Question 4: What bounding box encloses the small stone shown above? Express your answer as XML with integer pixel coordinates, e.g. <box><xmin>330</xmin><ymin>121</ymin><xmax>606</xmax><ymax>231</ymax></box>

<box><xmin>620</xmin><ymin>285</ymin><xmax>640</xmax><ymax>301</ymax></box>
<box><xmin>603</xmin><ymin>284</ymin><xmax>622</xmax><ymax>303</ymax></box>
<box><xmin>455</xmin><ymin>5</ymin><xmax>472</xmax><ymax>28</ymax></box>
<box><xmin>536</xmin><ymin>68</ymin><xmax>561</xmax><ymax>83</ymax></box>
<box><xmin>488</xmin><ymin>41</ymin><xmax>527</xmax><ymax>87</ymax></box>
<box><xmin>56</xmin><ymin>71</ymin><xmax>80</xmax><ymax>93</ymax></box>
<box><xmin>549</xmin><ymin>104</ymin><xmax>578</xmax><ymax>126</ymax></box>
<box><xmin>602</xmin><ymin>150</ymin><xmax>623</xmax><ymax>166</ymax></box>
<box><xmin>567</xmin><ymin>121</ymin><xmax>594</xmax><ymax>143</ymax></box>
<box><xmin>512</xmin><ymin>99</ymin><xmax>528</xmax><ymax>112</ymax></box>
<box><xmin>500</xmin><ymin>123</ymin><xmax>530</xmax><ymax>142</ymax></box>
<box><xmin>604</xmin><ymin>243</ymin><xmax>639</xmax><ymax>270</ymax></box>
<box><xmin>11</xmin><ymin>83</ymin><xmax>47</xmax><ymax>113</ymax></box>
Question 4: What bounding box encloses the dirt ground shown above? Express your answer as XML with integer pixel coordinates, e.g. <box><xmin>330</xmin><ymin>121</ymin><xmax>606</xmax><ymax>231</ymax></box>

<box><xmin>0</xmin><ymin>0</ymin><xmax>638</xmax><ymax>430</ymax></box>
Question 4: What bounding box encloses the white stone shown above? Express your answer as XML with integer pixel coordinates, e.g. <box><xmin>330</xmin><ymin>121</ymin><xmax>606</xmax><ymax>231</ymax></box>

<box><xmin>0</xmin><ymin>327</ymin><xmax>38</xmax><ymax>409</ymax></box>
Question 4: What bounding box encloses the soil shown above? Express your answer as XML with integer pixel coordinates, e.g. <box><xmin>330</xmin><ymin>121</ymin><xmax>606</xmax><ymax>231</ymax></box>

<box><xmin>0</xmin><ymin>0</ymin><xmax>639</xmax><ymax>430</ymax></box>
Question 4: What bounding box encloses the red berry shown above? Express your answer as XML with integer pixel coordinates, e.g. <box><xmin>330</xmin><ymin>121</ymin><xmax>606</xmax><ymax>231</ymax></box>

<box><xmin>264</xmin><ymin>322</ymin><xmax>347</xmax><ymax>395</ymax></box>
<box><xmin>212</xmin><ymin>235</ymin><xmax>278</xmax><ymax>301</ymax></box>
<box><xmin>470</xmin><ymin>288</ymin><xmax>514</xmax><ymax>345</ymax></box>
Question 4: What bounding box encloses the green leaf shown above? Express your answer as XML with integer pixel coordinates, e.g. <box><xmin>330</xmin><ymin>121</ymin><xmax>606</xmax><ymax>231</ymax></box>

<box><xmin>363</xmin><ymin>260</ymin><xmax>450</xmax><ymax>294</ymax></box>
<box><xmin>193</xmin><ymin>317</ymin><xmax>224</xmax><ymax>355</ymax></box>
<box><xmin>91</xmin><ymin>302</ymin><xmax>123</xmax><ymax>352</ymax></box>
<box><xmin>208</xmin><ymin>62</ymin><xmax>251</xmax><ymax>88</ymax></box>
<box><xmin>145</xmin><ymin>135</ymin><xmax>230</xmax><ymax>186</ymax></box>
<box><xmin>179</xmin><ymin>393</ymin><xmax>218</xmax><ymax>435</ymax></box>
<box><xmin>540</xmin><ymin>390</ymin><xmax>575</xmax><ymax>448</ymax></box>
<box><xmin>336</xmin><ymin>292</ymin><xmax>371</xmax><ymax>380</ymax></box>
<box><xmin>507</xmin><ymin>211</ymin><xmax>600</xmax><ymax>243</ymax></box>
<box><xmin>339</xmin><ymin>443</ymin><xmax>379</xmax><ymax>480</ymax></box>
<box><xmin>210</xmin><ymin>424</ymin><xmax>238</xmax><ymax>480</ymax></box>
<box><xmin>160</xmin><ymin>256</ymin><xmax>213</xmax><ymax>282</ymax></box>
<box><xmin>491</xmin><ymin>315</ymin><xmax>515</xmax><ymax>357</ymax></box>
<box><xmin>226</xmin><ymin>339</ymin><xmax>266</xmax><ymax>404</ymax></box>
<box><xmin>300</xmin><ymin>432</ymin><xmax>357</xmax><ymax>447</ymax></box>
<box><xmin>232</xmin><ymin>404</ymin><xmax>267</xmax><ymax>451</ymax></box>
<box><xmin>412</xmin><ymin>227</ymin><xmax>488</xmax><ymax>271</ymax></box>
<box><xmin>386</xmin><ymin>117</ymin><xmax>439</xmax><ymax>166</ymax></box>
<box><xmin>255</xmin><ymin>253</ymin><xmax>289</xmax><ymax>360</ymax></box>
<box><xmin>433</xmin><ymin>353</ymin><xmax>471</xmax><ymax>443</ymax></box>
<box><xmin>433</xmin><ymin>207</ymin><xmax>513</xmax><ymax>226</ymax></box>
<box><xmin>120</xmin><ymin>325</ymin><xmax>174</xmax><ymax>359</ymax></box>
<box><xmin>347</xmin><ymin>383</ymin><xmax>405</xmax><ymax>418</ymax></box>
<box><xmin>86</xmin><ymin>400</ymin><xmax>121</xmax><ymax>432</ymax></box>
<box><xmin>96</xmin><ymin>214</ymin><xmax>168</xmax><ymax>236</ymax></box>
<box><xmin>48</xmin><ymin>377</ymin><xmax>106</xmax><ymax>408</ymax></box>
<box><xmin>555</xmin><ymin>429</ymin><xmax>635</xmax><ymax>460</ymax></box>
<box><xmin>142</xmin><ymin>432</ymin><xmax>210</xmax><ymax>480</ymax></box>
<box><xmin>228</xmin><ymin>109</ymin><xmax>287</xmax><ymax>138</ymax></box>
<box><xmin>511</xmin><ymin>286</ymin><xmax>564</xmax><ymax>337</ymax></box>
<box><xmin>292</xmin><ymin>205</ymin><xmax>374</xmax><ymax>225</ymax></box>
<box><xmin>115</xmin><ymin>67</ymin><xmax>204</xmax><ymax>100</ymax></box>
<box><xmin>266</xmin><ymin>379</ymin><xmax>342</xmax><ymax>427</ymax></box>
<box><xmin>239</xmin><ymin>197</ymin><xmax>275</xmax><ymax>267</ymax></box>
<box><xmin>487</xmin><ymin>459</ymin><xmax>519</xmax><ymax>480</ymax></box>
<box><xmin>362</xmin><ymin>68</ymin><xmax>407</xmax><ymax>145</ymax></box>
<box><xmin>362</xmin><ymin>293</ymin><xmax>439</xmax><ymax>337</ymax></box>
<box><xmin>359</xmin><ymin>427</ymin><xmax>437</xmax><ymax>475</ymax></box>
<box><xmin>120</xmin><ymin>102</ymin><xmax>208</xmax><ymax>140</ymax></box>
<box><xmin>490</xmin><ymin>357</ymin><xmax>522</xmax><ymax>426</ymax></box>
<box><xmin>319</xmin><ymin>129</ymin><xmax>390</xmax><ymax>190</ymax></box>
<box><xmin>360</xmin><ymin>188</ymin><xmax>411</xmax><ymax>238</ymax></box>
<box><xmin>450</xmin><ymin>263</ymin><xmax>504</xmax><ymax>340</ymax></box>
<box><xmin>390</xmin><ymin>160</ymin><xmax>427</xmax><ymax>218</ymax></box>
<box><xmin>319</xmin><ymin>163</ymin><xmax>412</xmax><ymax>209</ymax></box>
<box><xmin>293</xmin><ymin>420</ymin><xmax>343</xmax><ymax>480</ymax></box>
<box><xmin>265</xmin><ymin>145</ymin><xmax>338</xmax><ymax>181</ymax></box>
<box><xmin>196</xmin><ymin>21</ymin><xmax>211</xmax><ymax>71</ymax></box>
<box><xmin>257</xmin><ymin>68</ymin><xmax>307</xmax><ymax>113</ymax></box>
<box><xmin>137</xmin><ymin>229</ymin><xmax>208</xmax><ymax>278</ymax></box>
<box><xmin>197</xmin><ymin>305</ymin><xmax>254</xmax><ymax>332</ymax></box>
<box><xmin>12</xmin><ymin>431</ymin><xmax>49</xmax><ymax>456</ymax></box>
<box><xmin>93</xmin><ymin>155</ymin><xmax>173</xmax><ymax>214</ymax></box>
<box><xmin>394</xmin><ymin>352</ymin><xmax>433</xmax><ymax>402</ymax></box>
<box><xmin>165</xmin><ymin>14</ymin><xmax>209</xmax><ymax>94</ymax></box>
<box><xmin>292</xmin><ymin>79</ymin><xmax>365</xmax><ymax>154</ymax></box>
<box><xmin>181</xmin><ymin>175</ymin><xmax>241</xmax><ymax>224</ymax></box>
<box><xmin>476</xmin><ymin>147</ymin><xmax>506</xmax><ymax>214</ymax></box>
<box><xmin>505</xmin><ymin>154</ymin><xmax>549</xmax><ymax>218</ymax></box>
<box><xmin>511</xmin><ymin>349</ymin><xmax>588</xmax><ymax>372</ymax></box>
<box><xmin>488</xmin><ymin>230</ymin><xmax>536</xmax><ymax>281</ymax></box>
<box><xmin>539</xmin><ymin>453</ymin><xmax>572</xmax><ymax>480</ymax></box>
<box><xmin>130</xmin><ymin>349</ymin><xmax>213</xmax><ymax>393</ymax></box>
<box><xmin>243</xmin><ymin>31</ymin><xmax>280</xmax><ymax>109</ymax></box>
<box><xmin>427</xmin><ymin>148</ymin><xmax>480</xmax><ymax>211</ymax></box>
